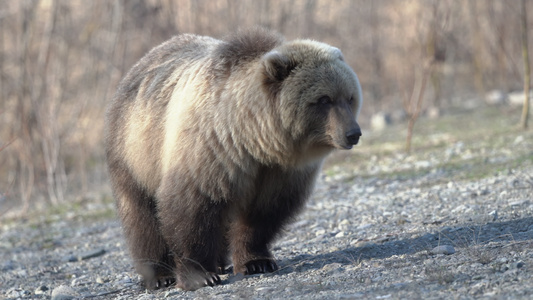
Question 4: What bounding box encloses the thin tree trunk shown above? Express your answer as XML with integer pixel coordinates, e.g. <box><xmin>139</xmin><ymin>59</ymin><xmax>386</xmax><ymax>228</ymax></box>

<box><xmin>520</xmin><ymin>0</ymin><xmax>530</xmax><ymax>129</ymax></box>
<box><xmin>468</xmin><ymin>0</ymin><xmax>485</xmax><ymax>96</ymax></box>
<box><xmin>405</xmin><ymin>63</ymin><xmax>431</xmax><ymax>153</ymax></box>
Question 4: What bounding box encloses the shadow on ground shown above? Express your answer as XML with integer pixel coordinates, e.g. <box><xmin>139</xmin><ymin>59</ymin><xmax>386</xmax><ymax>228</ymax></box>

<box><xmin>276</xmin><ymin>217</ymin><xmax>533</xmax><ymax>274</ymax></box>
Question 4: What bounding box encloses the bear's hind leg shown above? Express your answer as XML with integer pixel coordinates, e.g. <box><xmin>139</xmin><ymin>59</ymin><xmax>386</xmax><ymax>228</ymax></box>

<box><xmin>110</xmin><ymin>164</ymin><xmax>174</xmax><ymax>289</ymax></box>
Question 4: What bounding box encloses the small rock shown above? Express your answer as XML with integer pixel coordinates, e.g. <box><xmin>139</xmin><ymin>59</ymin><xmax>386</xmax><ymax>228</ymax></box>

<box><xmin>339</xmin><ymin>219</ymin><xmax>350</xmax><ymax>226</ymax></box>
<box><xmin>315</xmin><ymin>229</ymin><xmax>326</xmax><ymax>236</ymax></box>
<box><xmin>431</xmin><ymin>245</ymin><xmax>455</xmax><ymax>255</ymax></box>
<box><xmin>497</xmin><ymin>264</ymin><xmax>510</xmax><ymax>273</ymax></box>
<box><xmin>447</xmin><ymin>181</ymin><xmax>456</xmax><ymax>189</ymax></box>
<box><xmin>34</xmin><ymin>285</ymin><xmax>49</xmax><ymax>295</ymax></box>
<box><xmin>66</xmin><ymin>255</ymin><xmax>77</xmax><ymax>262</ymax></box>
<box><xmin>329</xmin><ymin>246</ymin><xmax>340</xmax><ymax>252</ymax></box>
<box><xmin>477</xmin><ymin>189</ymin><xmax>490</xmax><ymax>196</ymax></box>
<box><xmin>51</xmin><ymin>285</ymin><xmax>78</xmax><ymax>300</ymax></box>
<box><xmin>513</xmin><ymin>261</ymin><xmax>525</xmax><ymax>269</ymax></box>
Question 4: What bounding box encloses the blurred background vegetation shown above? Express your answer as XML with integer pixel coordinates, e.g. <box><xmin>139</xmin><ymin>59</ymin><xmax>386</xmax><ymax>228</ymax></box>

<box><xmin>0</xmin><ymin>0</ymin><xmax>531</xmax><ymax>215</ymax></box>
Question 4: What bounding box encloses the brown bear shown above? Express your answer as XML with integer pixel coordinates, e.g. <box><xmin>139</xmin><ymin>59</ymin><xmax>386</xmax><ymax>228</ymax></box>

<box><xmin>105</xmin><ymin>28</ymin><xmax>362</xmax><ymax>291</ymax></box>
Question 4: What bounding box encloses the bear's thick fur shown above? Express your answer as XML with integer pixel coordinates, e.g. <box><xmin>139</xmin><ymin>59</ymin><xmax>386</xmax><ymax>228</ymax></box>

<box><xmin>105</xmin><ymin>28</ymin><xmax>362</xmax><ymax>291</ymax></box>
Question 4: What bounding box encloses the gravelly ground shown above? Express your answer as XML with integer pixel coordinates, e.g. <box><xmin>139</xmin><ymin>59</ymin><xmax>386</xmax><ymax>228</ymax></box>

<box><xmin>1</xmin><ymin>105</ymin><xmax>533</xmax><ymax>299</ymax></box>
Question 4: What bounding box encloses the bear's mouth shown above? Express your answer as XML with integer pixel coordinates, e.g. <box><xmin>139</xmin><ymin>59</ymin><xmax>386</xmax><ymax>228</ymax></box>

<box><xmin>337</xmin><ymin>143</ymin><xmax>354</xmax><ymax>150</ymax></box>
<box><xmin>341</xmin><ymin>144</ymin><xmax>354</xmax><ymax>150</ymax></box>
<box><xmin>334</xmin><ymin>137</ymin><xmax>359</xmax><ymax>150</ymax></box>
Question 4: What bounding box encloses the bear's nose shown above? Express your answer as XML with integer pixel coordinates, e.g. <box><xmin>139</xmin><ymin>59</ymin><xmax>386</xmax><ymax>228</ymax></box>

<box><xmin>346</xmin><ymin>128</ymin><xmax>362</xmax><ymax>145</ymax></box>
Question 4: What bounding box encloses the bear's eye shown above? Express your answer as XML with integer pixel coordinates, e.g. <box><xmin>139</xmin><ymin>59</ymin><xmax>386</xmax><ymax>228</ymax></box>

<box><xmin>348</xmin><ymin>96</ymin><xmax>354</xmax><ymax>105</ymax></box>
<box><xmin>317</xmin><ymin>96</ymin><xmax>333</xmax><ymax>106</ymax></box>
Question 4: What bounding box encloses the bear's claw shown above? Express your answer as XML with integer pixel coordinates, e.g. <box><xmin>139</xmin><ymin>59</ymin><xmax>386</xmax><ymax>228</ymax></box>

<box><xmin>156</xmin><ymin>277</ymin><xmax>176</xmax><ymax>289</ymax></box>
<box><xmin>176</xmin><ymin>271</ymin><xmax>221</xmax><ymax>291</ymax></box>
<box><xmin>143</xmin><ymin>276</ymin><xmax>176</xmax><ymax>290</ymax></box>
<box><xmin>244</xmin><ymin>259</ymin><xmax>278</xmax><ymax>275</ymax></box>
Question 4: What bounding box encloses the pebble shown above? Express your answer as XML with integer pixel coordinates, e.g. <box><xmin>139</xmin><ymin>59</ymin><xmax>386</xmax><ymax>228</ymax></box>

<box><xmin>513</xmin><ymin>261</ymin><xmax>525</xmax><ymax>269</ymax></box>
<box><xmin>339</xmin><ymin>219</ymin><xmax>351</xmax><ymax>225</ymax></box>
<box><xmin>34</xmin><ymin>285</ymin><xmax>49</xmax><ymax>295</ymax></box>
<box><xmin>315</xmin><ymin>229</ymin><xmax>326</xmax><ymax>236</ymax></box>
<box><xmin>51</xmin><ymin>285</ymin><xmax>78</xmax><ymax>300</ymax></box>
<box><xmin>431</xmin><ymin>245</ymin><xmax>456</xmax><ymax>255</ymax></box>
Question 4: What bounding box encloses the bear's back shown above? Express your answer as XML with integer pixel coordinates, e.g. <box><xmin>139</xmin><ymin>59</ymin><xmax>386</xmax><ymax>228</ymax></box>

<box><xmin>106</xmin><ymin>34</ymin><xmax>220</xmax><ymax>193</ymax></box>
<box><xmin>106</xmin><ymin>29</ymin><xmax>281</xmax><ymax>194</ymax></box>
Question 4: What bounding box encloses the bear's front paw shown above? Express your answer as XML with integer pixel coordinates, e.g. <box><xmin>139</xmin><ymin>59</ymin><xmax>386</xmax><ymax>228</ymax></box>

<box><xmin>242</xmin><ymin>259</ymin><xmax>278</xmax><ymax>275</ymax></box>
<box><xmin>176</xmin><ymin>271</ymin><xmax>221</xmax><ymax>291</ymax></box>
<box><xmin>143</xmin><ymin>277</ymin><xmax>176</xmax><ymax>290</ymax></box>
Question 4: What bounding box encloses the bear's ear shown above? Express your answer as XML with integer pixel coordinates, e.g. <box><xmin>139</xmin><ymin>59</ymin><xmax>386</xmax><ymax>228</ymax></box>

<box><xmin>262</xmin><ymin>50</ymin><xmax>295</xmax><ymax>82</ymax></box>
<box><xmin>331</xmin><ymin>47</ymin><xmax>345</xmax><ymax>61</ymax></box>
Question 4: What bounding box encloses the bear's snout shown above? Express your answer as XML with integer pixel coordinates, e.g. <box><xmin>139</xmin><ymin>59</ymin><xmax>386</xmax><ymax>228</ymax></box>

<box><xmin>346</xmin><ymin>128</ymin><xmax>362</xmax><ymax>146</ymax></box>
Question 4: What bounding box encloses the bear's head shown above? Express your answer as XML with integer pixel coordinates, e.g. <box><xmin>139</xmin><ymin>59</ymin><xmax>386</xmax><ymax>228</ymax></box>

<box><xmin>262</xmin><ymin>40</ymin><xmax>362</xmax><ymax>152</ymax></box>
